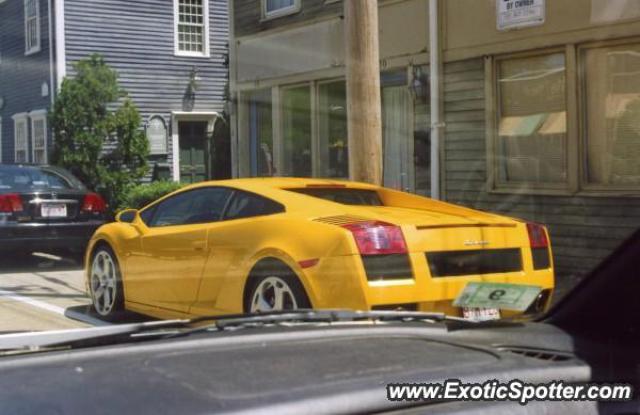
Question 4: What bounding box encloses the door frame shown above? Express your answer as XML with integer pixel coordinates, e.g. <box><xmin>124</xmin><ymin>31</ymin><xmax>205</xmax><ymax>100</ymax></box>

<box><xmin>171</xmin><ymin>111</ymin><xmax>220</xmax><ymax>182</ymax></box>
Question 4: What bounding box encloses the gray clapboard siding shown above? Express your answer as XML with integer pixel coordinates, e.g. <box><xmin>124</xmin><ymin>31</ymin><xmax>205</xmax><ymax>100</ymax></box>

<box><xmin>64</xmin><ymin>0</ymin><xmax>229</xmax><ymax>177</ymax></box>
<box><xmin>234</xmin><ymin>0</ymin><xmax>343</xmax><ymax>38</ymax></box>
<box><xmin>0</xmin><ymin>0</ymin><xmax>53</xmax><ymax>163</ymax></box>
<box><xmin>443</xmin><ymin>60</ymin><xmax>640</xmax><ymax>277</ymax></box>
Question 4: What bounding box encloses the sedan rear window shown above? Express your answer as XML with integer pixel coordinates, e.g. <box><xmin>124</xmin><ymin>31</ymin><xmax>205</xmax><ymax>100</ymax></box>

<box><xmin>0</xmin><ymin>166</ymin><xmax>74</xmax><ymax>191</ymax></box>
<box><xmin>288</xmin><ymin>188</ymin><xmax>383</xmax><ymax>206</ymax></box>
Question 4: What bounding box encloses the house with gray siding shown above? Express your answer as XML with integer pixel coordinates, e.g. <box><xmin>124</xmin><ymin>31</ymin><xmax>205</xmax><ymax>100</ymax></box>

<box><xmin>228</xmin><ymin>0</ymin><xmax>640</xmax><ymax>282</ymax></box>
<box><xmin>0</xmin><ymin>0</ymin><xmax>229</xmax><ymax>183</ymax></box>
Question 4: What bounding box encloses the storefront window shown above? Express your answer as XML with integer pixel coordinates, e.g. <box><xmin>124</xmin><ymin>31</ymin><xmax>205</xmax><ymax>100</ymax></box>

<box><xmin>282</xmin><ymin>85</ymin><xmax>312</xmax><ymax>177</ymax></box>
<box><xmin>247</xmin><ymin>89</ymin><xmax>274</xmax><ymax>176</ymax></box>
<box><xmin>584</xmin><ymin>43</ymin><xmax>640</xmax><ymax>186</ymax></box>
<box><xmin>382</xmin><ymin>83</ymin><xmax>413</xmax><ymax>191</ymax></box>
<box><xmin>318</xmin><ymin>81</ymin><xmax>348</xmax><ymax>178</ymax></box>
<box><xmin>413</xmin><ymin>130</ymin><xmax>430</xmax><ymax>196</ymax></box>
<box><xmin>497</xmin><ymin>53</ymin><xmax>567</xmax><ymax>185</ymax></box>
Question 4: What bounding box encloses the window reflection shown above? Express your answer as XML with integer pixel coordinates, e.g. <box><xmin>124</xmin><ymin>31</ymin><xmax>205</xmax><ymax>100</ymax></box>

<box><xmin>282</xmin><ymin>85</ymin><xmax>312</xmax><ymax>177</ymax></box>
<box><xmin>318</xmin><ymin>81</ymin><xmax>348</xmax><ymax>178</ymax></box>
<box><xmin>497</xmin><ymin>53</ymin><xmax>567</xmax><ymax>184</ymax></box>
<box><xmin>584</xmin><ymin>44</ymin><xmax>640</xmax><ymax>186</ymax></box>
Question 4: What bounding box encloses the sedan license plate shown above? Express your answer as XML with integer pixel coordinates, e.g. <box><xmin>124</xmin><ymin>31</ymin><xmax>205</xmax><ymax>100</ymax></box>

<box><xmin>42</xmin><ymin>203</ymin><xmax>67</xmax><ymax>218</ymax></box>
<box><xmin>462</xmin><ymin>307</ymin><xmax>500</xmax><ymax>322</ymax></box>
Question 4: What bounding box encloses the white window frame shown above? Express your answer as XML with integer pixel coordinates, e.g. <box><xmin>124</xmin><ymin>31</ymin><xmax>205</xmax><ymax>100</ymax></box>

<box><xmin>12</xmin><ymin>113</ymin><xmax>29</xmax><ymax>164</ymax></box>
<box><xmin>173</xmin><ymin>0</ymin><xmax>210</xmax><ymax>57</ymax></box>
<box><xmin>24</xmin><ymin>0</ymin><xmax>41</xmax><ymax>55</ymax></box>
<box><xmin>262</xmin><ymin>0</ymin><xmax>301</xmax><ymax>21</ymax></box>
<box><xmin>29</xmin><ymin>109</ymin><xmax>47</xmax><ymax>164</ymax></box>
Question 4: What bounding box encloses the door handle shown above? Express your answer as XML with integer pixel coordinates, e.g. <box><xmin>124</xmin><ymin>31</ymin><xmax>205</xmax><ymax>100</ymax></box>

<box><xmin>192</xmin><ymin>241</ymin><xmax>207</xmax><ymax>251</ymax></box>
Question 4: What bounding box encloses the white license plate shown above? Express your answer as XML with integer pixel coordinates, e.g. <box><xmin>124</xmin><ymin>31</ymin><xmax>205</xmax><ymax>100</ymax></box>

<box><xmin>462</xmin><ymin>307</ymin><xmax>501</xmax><ymax>322</ymax></box>
<box><xmin>41</xmin><ymin>203</ymin><xmax>67</xmax><ymax>218</ymax></box>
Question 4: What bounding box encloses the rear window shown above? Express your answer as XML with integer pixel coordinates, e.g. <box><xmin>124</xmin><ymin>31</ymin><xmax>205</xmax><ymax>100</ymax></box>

<box><xmin>0</xmin><ymin>166</ymin><xmax>74</xmax><ymax>191</ymax></box>
<box><xmin>288</xmin><ymin>188</ymin><xmax>383</xmax><ymax>206</ymax></box>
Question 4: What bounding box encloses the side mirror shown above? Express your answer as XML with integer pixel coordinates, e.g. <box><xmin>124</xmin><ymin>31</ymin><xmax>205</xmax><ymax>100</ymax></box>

<box><xmin>116</xmin><ymin>209</ymin><xmax>139</xmax><ymax>224</ymax></box>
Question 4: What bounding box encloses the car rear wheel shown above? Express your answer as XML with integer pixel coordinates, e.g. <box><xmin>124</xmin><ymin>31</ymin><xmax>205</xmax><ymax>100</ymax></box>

<box><xmin>246</xmin><ymin>272</ymin><xmax>310</xmax><ymax>313</ymax></box>
<box><xmin>90</xmin><ymin>246</ymin><xmax>124</xmax><ymax>320</ymax></box>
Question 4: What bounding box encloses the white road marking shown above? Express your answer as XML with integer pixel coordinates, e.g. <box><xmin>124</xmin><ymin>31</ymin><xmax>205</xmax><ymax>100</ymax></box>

<box><xmin>0</xmin><ymin>289</ymin><xmax>110</xmax><ymax>327</ymax></box>
<box><xmin>32</xmin><ymin>252</ymin><xmax>64</xmax><ymax>261</ymax></box>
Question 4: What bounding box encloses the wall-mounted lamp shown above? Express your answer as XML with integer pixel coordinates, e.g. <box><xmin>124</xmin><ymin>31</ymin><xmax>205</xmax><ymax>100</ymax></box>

<box><xmin>184</xmin><ymin>67</ymin><xmax>200</xmax><ymax>112</ymax></box>
<box><xmin>410</xmin><ymin>65</ymin><xmax>429</xmax><ymax>103</ymax></box>
<box><xmin>189</xmin><ymin>66</ymin><xmax>201</xmax><ymax>90</ymax></box>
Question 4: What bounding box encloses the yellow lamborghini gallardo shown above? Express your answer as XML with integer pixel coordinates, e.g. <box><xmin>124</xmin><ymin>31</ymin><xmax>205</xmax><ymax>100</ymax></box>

<box><xmin>85</xmin><ymin>178</ymin><xmax>554</xmax><ymax>321</ymax></box>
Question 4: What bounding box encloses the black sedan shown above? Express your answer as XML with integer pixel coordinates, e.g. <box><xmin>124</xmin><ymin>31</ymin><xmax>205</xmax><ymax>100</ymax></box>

<box><xmin>0</xmin><ymin>164</ymin><xmax>106</xmax><ymax>256</ymax></box>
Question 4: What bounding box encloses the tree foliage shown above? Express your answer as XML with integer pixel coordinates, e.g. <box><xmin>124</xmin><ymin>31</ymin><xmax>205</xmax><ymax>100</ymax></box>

<box><xmin>119</xmin><ymin>181</ymin><xmax>184</xmax><ymax>211</ymax></box>
<box><xmin>50</xmin><ymin>54</ymin><xmax>149</xmax><ymax>213</ymax></box>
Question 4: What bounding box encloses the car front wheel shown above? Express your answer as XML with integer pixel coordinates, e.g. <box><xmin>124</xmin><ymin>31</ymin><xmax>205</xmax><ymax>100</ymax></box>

<box><xmin>90</xmin><ymin>246</ymin><xmax>124</xmax><ymax>320</ymax></box>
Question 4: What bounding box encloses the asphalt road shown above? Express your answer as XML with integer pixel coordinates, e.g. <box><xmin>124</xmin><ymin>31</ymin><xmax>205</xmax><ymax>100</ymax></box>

<box><xmin>0</xmin><ymin>252</ymin><xmax>152</xmax><ymax>334</ymax></box>
<box><xmin>0</xmin><ymin>253</ymin><xmax>94</xmax><ymax>333</ymax></box>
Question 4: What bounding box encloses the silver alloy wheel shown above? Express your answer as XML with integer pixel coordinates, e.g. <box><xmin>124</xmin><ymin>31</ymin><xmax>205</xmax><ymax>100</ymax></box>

<box><xmin>90</xmin><ymin>250</ymin><xmax>118</xmax><ymax>316</ymax></box>
<box><xmin>250</xmin><ymin>276</ymin><xmax>298</xmax><ymax>312</ymax></box>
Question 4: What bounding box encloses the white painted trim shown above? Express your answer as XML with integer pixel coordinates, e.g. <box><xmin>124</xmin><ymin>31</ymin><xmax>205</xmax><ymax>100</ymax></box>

<box><xmin>173</xmin><ymin>0</ymin><xmax>210</xmax><ymax>58</ymax></box>
<box><xmin>29</xmin><ymin>109</ymin><xmax>48</xmax><ymax>164</ymax></box>
<box><xmin>170</xmin><ymin>111</ymin><xmax>219</xmax><ymax>182</ymax></box>
<box><xmin>261</xmin><ymin>0</ymin><xmax>301</xmax><ymax>21</ymax></box>
<box><xmin>47</xmin><ymin>0</ymin><xmax>55</xmax><ymax>104</ymax></box>
<box><xmin>12</xmin><ymin>113</ymin><xmax>29</xmax><ymax>164</ymax></box>
<box><xmin>228</xmin><ymin>0</ymin><xmax>239</xmax><ymax>177</ymax></box>
<box><xmin>54</xmin><ymin>0</ymin><xmax>66</xmax><ymax>88</ymax></box>
<box><xmin>24</xmin><ymin>0</ymin><xmax>42</xmax><ymax>55</ymax></box>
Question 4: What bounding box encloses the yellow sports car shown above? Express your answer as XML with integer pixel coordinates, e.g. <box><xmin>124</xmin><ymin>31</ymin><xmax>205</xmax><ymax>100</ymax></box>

<box><xmin>85</xmin><ymin>178</ymin><xmax>554</xmax><ymax>321</ymax></box>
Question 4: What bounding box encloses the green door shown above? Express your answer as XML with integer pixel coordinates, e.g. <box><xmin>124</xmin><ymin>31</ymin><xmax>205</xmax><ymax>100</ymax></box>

<box><xmin>179</xmin><ymin>121</ymin><xmax>208</xmax><ymax>183</ymax></box>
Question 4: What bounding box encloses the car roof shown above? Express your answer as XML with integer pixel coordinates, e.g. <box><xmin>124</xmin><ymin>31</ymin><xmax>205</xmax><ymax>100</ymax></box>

<box><xmin>170</xmin><ymin>177</ymin><xmax>380</xmax><ymax>213</ymax></box>
<box><xmin>184</xmin><ymin>177</ymin><xmax>380</xmax><ymax>192</ymax></box>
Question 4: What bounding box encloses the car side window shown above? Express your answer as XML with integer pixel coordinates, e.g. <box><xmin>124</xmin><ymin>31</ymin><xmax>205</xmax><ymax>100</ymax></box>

<box><xmin>223</xmin><ymin>191</ymin><xmax>284</xmax><ymax>221</ymax></box>
<box><xmin>139</xmin><ymin>205</ymin><xmax>156</xmax><ymax>225</ymax></box>
<box><xmin>148</xmin><ymin>187</ymin><xmax>232</xmax><ymax>227</ymax></box>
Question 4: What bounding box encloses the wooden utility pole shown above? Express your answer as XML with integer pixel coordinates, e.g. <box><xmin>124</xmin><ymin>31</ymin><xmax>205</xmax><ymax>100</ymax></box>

<box><xmin>345</xmin><ymin>0</ymin><xmax>382</xmax><ymax>185</ymax></box>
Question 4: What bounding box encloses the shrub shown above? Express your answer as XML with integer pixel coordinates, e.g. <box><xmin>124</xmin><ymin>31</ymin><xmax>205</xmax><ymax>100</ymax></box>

<box><xmin>50</xmin><ymin>54</ymin><xmax>149</xmax><ymax>214</ymax></box>
<box><xmin>119</xmin><ymin>181</ymin><xmax>184</xmax><ymax>211</ymax></box>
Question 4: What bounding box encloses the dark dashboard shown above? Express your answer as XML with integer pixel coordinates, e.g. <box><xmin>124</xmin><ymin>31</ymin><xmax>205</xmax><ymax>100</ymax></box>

<box><xmin>0</xmin><ymin>322</ymin><xmax>602</xmax><ymax>415</ymax></box>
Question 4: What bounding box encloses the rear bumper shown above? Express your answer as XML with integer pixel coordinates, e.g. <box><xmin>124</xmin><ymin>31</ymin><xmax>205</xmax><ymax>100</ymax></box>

<box><xmin>303</xmin><ymin>251</ymin><xmax>555</xmax><ymax>315</ymax></box>
<box><xmin>0</xmin><ymin>220</ymin><xmax>104</xmax><ymax>252</ymax></box>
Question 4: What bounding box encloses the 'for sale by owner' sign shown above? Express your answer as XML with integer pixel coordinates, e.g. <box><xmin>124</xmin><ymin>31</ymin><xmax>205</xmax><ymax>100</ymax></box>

<box><xmin>497</xmin><ymin>0</ymin><xmax>545</xmax><ymax>31</ymax></box>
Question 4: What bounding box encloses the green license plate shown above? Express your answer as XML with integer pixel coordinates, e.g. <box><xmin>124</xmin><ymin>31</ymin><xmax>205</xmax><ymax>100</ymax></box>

<box><xmin>453</xmin><ymin>282</ymin><xmax>542</xmax><ymax>312</ymax></box>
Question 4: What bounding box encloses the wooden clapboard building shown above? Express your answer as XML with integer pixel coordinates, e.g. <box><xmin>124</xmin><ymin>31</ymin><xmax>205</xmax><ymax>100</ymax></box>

<box><xmin>0</xmin><ymin>0</ymin><xmax>229</xmax><ymax>182</ymax></box>
<box><xmin>228</xmin><ymin>0</ymin><xmax>640</xmax><ymax>280</ymax></box>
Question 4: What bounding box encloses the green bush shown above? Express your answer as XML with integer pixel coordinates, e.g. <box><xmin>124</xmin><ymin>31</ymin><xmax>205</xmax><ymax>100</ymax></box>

<box><xmin>50</xmin><ymin>54</ymin><xmax>150</xmax><ymax>214</ymax></box>
<box><xmin>119</xmin><ymin>181</ymin><xmax>184</xmax><ymax>211</ymax></box>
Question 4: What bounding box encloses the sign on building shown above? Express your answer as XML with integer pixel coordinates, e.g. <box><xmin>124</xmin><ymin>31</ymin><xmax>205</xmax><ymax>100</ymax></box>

<box><xmin>497</xmin><ymin>0</ymin><xmax>545</xmax><ymax>31</ymax></box>
<box><xmin>146</xmin><ymin>115</ymin><xmax>168</xmax><ymax>155</ymax></box>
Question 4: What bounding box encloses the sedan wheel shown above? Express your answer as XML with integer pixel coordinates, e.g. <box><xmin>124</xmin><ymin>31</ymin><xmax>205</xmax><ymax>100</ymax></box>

<box><xmin>90</xmin><ymin>247</ymin><xmax>123</xmax><ymax>319</ymax></box>
<box><xmin>250</xmin><ymin>276</ymin><xmax>302</xmax><ymax>312</ymax></box>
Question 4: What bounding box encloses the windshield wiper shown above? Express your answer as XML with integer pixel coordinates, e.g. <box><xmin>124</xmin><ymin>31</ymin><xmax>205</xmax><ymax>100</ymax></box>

<box><xmin>0</xmin><ymin>310</ymin><xmax>475</xmax><ymax>355</ymax></box>
<box><xmin>178</xmin><ymin>309</ymin><xmax>473</xmax><ymax>335</ymax></box>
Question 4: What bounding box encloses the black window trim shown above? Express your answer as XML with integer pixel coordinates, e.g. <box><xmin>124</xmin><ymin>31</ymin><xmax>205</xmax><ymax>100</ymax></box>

<box><xmin>221</xmin><ymin>189</ymin><xmax>286</xmax><ymax>221</ymax></box>
<box><xmin>144</xmin><ymin>186</ymin><xmax>234</xmax><ymax>228</ymax></box>
<box><xmin>140</xmin><ymin>186</ymin><xmax>285</xmax><ymax>227</ymax></box>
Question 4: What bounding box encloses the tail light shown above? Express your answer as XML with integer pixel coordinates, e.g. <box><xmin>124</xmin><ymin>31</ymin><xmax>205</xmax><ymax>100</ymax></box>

<box><xmin>82</xmin><ymin>193</ymin><xmax>106</xmax><ymax>214</ymax></box>
<box><xmin>342</xmin><ymin>221</ymin><xmax>408</xmax><ymax>255</ymax></box>
<box><xmin>0</xmin><ymin>194</ymin><xmax>24</xmax><ymax>213</ymax></box>
<box><xmin>526</xmin><ymin>223</ymin><xmax>548</xmax><ymax>249</ymax></box>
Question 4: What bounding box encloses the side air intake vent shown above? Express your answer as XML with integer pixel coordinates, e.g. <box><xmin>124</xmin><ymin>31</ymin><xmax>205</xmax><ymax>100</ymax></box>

<box><xmin>313</xmin><ymin>215</ymin><xmax>370</xmax><ymax>226</ymax></box>
<box><xmin>497</xmin><ymin>346</ymin><xmax>574</xmax><ymax>362</ymax></box>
